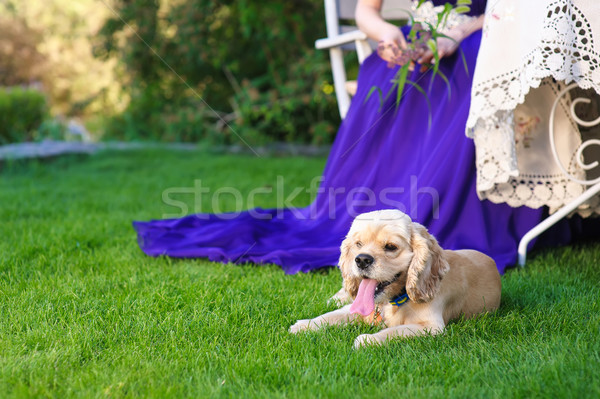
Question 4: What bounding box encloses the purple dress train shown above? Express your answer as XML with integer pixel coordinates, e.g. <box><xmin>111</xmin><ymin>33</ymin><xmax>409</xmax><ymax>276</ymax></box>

<box><xmin>134</xmin><ymin>0</ymin><xmax>542</xmax><ymax>274</ymax></box>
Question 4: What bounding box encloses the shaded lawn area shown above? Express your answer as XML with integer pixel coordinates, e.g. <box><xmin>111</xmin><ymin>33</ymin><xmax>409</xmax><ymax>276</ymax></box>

<box><xmin>0</xmin><ymin>149</ymin><xmax>598</xmax><ymax>398</ymax></box>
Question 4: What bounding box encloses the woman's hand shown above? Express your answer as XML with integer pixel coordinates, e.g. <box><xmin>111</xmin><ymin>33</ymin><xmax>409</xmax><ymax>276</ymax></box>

<box><xmin>356</xmin><ymin>0</ymin><xmax>412</xmax><ymax>67</ymax></box>
<box><xmin>376</xmin><ymin>24</ymin><xmax>408</xmax><ymax>64</ymax></box>
<box><xmin>417</xmin><ymin>28</ymin><xmax>463</xmax><ymax>68</ymax></box>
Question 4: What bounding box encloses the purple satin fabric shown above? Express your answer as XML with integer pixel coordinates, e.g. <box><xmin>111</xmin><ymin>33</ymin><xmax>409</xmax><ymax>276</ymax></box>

<box><xmin>134</xmin><ymin>16</ymin><xmax>546</xmax><ymax>275</ymax></box>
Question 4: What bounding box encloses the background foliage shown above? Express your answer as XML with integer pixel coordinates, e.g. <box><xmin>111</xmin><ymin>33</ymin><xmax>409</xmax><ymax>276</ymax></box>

<box><xmin>95</xmin><ymin>0</ymin><xmax>341</xmax><ymax>144</ymax></box>
<box><xmin>0</xmin><ymin>0</ymin><xmax>123</xmax><ymax>118</ymax></box>
<box><xmin>0</xmin><ymin>0</ymin><xmax>341</xmax><ymax>144</ymax></box>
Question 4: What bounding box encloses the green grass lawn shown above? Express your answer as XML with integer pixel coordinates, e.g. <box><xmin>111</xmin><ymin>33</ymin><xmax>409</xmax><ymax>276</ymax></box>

<box><xmin>0</xmin><ymin>149</ymin><xmax>599</xmax><ymax>398</ymax></box>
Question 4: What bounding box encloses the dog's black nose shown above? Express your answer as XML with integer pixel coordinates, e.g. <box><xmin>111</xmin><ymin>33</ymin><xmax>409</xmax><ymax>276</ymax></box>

<box><xmin>355</xmin><ymin>253</ymin><xmax>374</xmax><ymax>269</ymax></box>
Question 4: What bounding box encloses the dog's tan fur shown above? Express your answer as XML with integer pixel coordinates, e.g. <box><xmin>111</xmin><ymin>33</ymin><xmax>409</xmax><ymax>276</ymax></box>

<box><xmin>289</xmin><ymin>209</ymin><xmax>501</xmax><ymax>348</ymax></box>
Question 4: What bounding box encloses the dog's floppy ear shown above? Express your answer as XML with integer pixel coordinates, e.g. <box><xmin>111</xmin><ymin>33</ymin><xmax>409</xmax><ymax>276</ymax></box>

<box><xmin>406</xmin><ymin>223</ymin><xmax>449</xmax><ymax>303</ymax></box>
<box><xmin>338</xmin><ymin>235</ymin><xmax>360</xmax><ymax>298</ymax></box>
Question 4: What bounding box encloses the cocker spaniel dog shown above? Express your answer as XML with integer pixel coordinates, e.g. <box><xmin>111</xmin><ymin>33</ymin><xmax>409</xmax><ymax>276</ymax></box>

<box><xmin>289</xmin><ymin>209</ymin><xmax>501</xmax><ymax>349</ymax></box>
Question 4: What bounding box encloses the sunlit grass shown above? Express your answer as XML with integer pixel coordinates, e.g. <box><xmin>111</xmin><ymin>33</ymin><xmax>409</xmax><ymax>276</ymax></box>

<box><xmin>0</xmin><ymin>150</ymin><xmax>598</xmax><ymax>398</ymax></box>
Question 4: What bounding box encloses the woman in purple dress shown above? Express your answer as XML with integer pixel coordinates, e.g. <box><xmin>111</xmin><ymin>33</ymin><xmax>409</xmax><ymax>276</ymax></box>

<box><xmin>133</xmin><ymin>0</ymin><xmax>548</xmax><ymax>274</ymax></box>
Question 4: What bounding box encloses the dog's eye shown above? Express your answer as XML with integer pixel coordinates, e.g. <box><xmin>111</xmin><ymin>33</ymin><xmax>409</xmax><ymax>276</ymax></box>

<box><xmin>384</xmin><ymin>243</ymin><xmax>398</xmax><ymax>251</ymax></box>
<box><xmin>356</xmin><ymin>241</ymin><xmax>363</xmax><ymax>248</ymax></box>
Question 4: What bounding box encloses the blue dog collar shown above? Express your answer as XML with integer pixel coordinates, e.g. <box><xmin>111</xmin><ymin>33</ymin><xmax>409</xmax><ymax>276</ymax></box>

<box><xmin>390</xmin><ymin>292</ymin><xmax>409</xmax><ymax>307</ymax></box>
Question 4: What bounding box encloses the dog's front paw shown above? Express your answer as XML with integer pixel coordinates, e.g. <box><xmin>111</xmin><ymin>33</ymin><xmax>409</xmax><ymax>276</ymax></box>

<box><xmin>353</xmin><ymin>334</ymin><xmax>381</xmax><ymax>349</ymax></box>
<box><xmin>289</xmin><ymin>319</ymin><xmax>315</xmax><ymax>334</ymax></box>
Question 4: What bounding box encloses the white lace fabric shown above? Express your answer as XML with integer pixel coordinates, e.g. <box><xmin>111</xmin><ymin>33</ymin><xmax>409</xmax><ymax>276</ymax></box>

<box><xmin>466</xmin><ymin>0</ymin><xmax>600</xmax><ymax>214</ymax></box>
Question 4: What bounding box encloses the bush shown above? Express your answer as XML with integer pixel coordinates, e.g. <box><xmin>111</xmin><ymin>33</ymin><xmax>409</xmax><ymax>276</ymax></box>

<box><xmin>102</xmin><ymin>50</ymin><xmax>340</xmax><ymax>145</ymax></box>
<box><xmin>96</xmin><ymin>0</ymin><xmax>341</xmax><ymax>144</ymax></box>
<box><xmin>230</xmin><ymin>50</ymin><xmax>340</xmax><ymax>144</ymax></box>
<box><xmin>0</xmin><ymin>88</ymin><xmax>48</xmax><ymax>144</ymax></box>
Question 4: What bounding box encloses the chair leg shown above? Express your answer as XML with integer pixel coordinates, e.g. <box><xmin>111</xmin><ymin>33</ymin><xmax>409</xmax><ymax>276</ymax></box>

<box><xmin>518</xmin><ymin>180</ymin><xmax>600</xmax><ymax>266</ymax></box>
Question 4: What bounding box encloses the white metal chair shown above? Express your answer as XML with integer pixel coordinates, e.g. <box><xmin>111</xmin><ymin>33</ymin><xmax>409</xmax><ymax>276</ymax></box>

<box><xmin>517</xmin><ymin>85</ymin><xmax>600</xmax><ymax>265</ymax></box>
<box><xmin>315</xmin><ymin>0</ymin><xmax>412</xmax><ymax>118</ymax></box>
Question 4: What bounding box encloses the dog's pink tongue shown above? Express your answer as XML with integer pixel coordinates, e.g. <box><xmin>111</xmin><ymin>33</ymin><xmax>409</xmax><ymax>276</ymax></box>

<box><xmin>349</xmin><ymin>278</ymin><xmax>378</xmax><ymax>316</ymax></box>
